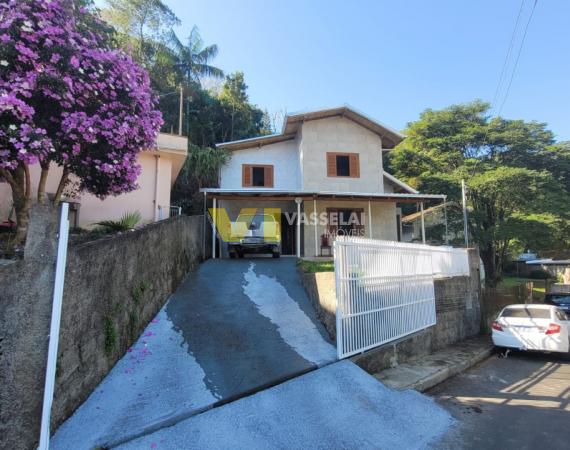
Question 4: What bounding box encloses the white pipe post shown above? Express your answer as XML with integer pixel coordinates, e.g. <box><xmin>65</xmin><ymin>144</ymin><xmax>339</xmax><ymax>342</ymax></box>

<box><xmin>420</xmin><ymin>202</ymin><xmax>426</xmax><ymax>245</ymax></box>
<box><xmin>296</xmin><ymin>199</ymin><xmax>301</xmax><ymax>258</ymax></box>
<box><xmin>38</xmin><ymin>202</ymin><xmax>70</xmax><ymax>450</ymax></box>
<box><xmin>313</xmin><ymin>198</ymin><xmax>318</xmax><ymax>257</ymax></box>
<box><xmin>212</xmin><ymin>197</ymin><xmax>217</xmax><ymax>259</ymax></box>
<box><xmin>368</xmin><ymin>200</ymin><xmax>372</xmax><ymax>239</ymax></box>
<box><xmin>461</xmin><ymin>179</ymin><xmax>469</xmax><ymax>247</ymax></box>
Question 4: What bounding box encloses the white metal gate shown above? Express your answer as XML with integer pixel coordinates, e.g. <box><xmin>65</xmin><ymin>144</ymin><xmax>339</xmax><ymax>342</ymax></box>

<box><xmin>334</xmin><ymin>237</ymin><xmax>469</xmax><ymax>359</ymax></box>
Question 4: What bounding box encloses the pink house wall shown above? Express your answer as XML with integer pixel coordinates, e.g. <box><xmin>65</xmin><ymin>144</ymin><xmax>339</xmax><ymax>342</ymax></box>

<box><xmin>0</xmin><ymin>133</ymin><xmax>187</xmax><ymax>229</ymax></box>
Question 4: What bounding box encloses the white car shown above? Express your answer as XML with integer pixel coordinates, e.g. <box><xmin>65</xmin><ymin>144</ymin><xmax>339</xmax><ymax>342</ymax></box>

<box><xmin>492</xmin><ymin>304</ymin><xmax>570</xmax><ymax>353</ymax></box>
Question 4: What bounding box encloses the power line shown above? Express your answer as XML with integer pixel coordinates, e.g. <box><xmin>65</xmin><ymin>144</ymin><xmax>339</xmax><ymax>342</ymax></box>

<box><xmin>497</xmin><ymin>0</ymin><xmax>538</xmax><ymax>116</ymax></box>
<box><xmin>491</xmin><ymin>0</ymin><xmax>526</xmax><ymax>111</ymax></box>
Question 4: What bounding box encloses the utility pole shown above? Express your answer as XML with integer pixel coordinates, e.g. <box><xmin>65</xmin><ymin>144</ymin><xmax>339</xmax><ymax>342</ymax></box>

<box><xmin>178</xmin><ymin>85</ymin><xmax>183</xmax><ymax>136</ymax></box>
<box><xmin>461</xmin><ymin>179</ymin><xmax>469</xmax><ymax>247</ymax></box>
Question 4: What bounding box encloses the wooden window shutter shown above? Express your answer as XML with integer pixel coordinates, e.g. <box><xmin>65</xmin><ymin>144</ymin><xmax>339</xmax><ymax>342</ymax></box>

<box><xmin>242</xmin><ymin>164</ymin><xmax>252</xmax><ymax>187</ymax></box>
<box><xmin>326</xmin><ymin>153</ymin><xmax>337</xmax><ymax>177</ymax></box>
<box><xmin>264</xmin><ymin>165</ymin><xmax>274</xmax><ymax>187</ymax></box>
<box><xmin>349</xmin><ymin>154</ymin><xmax>360</xmax><ymax>178</ymax></box>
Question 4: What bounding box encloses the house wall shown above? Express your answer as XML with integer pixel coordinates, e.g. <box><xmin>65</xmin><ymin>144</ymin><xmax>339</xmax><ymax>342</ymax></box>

<box><xmin>0</xmin><ymin>151</ymin><xmax>176</xmax><ymax>229</ymax></box>
<box><xmin>299</xmin><ymin>116</ymin><xmax>384</xmax><ymax>193</ymax></box>
<box><xmin>76</xmin><ymin>153</ymin><xmax>173</xmax><ymax>227</ymax></box>
<box><xmin>303</xmin><ymin>199</ymin><xmax>397</xmax><ymax>258</ymax></box>
<box><xmin>219</xmin><ymin>140</ymin><xmax>301</xmax><ymax>190</ymax></box>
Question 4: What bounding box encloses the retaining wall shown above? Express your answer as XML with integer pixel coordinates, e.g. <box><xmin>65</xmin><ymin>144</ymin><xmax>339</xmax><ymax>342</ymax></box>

<box><xmin>0</xmin><ymin>206</ymin><xmax>210</xmax><ymax>450</ymax></box>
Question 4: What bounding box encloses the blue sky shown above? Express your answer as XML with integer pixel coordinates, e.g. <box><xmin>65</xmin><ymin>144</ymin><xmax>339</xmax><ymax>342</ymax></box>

<box><xmin>99</xmin><ymin>1</ymin><xmax>570</xmax><ymax>140</ymax></box>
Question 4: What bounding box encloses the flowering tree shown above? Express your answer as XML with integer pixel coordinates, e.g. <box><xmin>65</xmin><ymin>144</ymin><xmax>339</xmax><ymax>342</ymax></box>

<box><xmin>0</xmin><ymin>0</ymin><xmax>162</xmax><ymax>243</ymax></box>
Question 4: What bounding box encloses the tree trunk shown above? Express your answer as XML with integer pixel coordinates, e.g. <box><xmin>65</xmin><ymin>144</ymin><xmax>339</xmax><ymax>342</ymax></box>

<box><xmin>37</xmin><ymin>161</ymin><xmax>49</xmax><ymax>204</ymax></box>
<box><xmin>53</xmin><ymin>167</ymin><xmax>69</xmax><ymax>205</ymax></box>
<box><xmin>480</xmin><ymin>244</ymin><xmax>499</xmax><ymax>287</ymax></box>
<box><xmin>3</xmin><ymin>164</ymin><xmax>32</xmax><ymax>245</ymax></box>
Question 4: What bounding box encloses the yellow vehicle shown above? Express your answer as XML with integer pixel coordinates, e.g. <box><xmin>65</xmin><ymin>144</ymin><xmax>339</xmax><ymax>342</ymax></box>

<box><xmin>228</xmin><ymin>213</ymin><xmax>281</xmax><ymax>258</ymax></box>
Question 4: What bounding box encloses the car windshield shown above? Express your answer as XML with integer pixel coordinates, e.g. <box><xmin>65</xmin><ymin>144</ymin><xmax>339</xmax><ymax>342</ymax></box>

<box><xmin>236</xmin><ymin>214</ymin><xmax>275</xmax><ymax>229</ymax></box>
<box><xmin>546</xmin><ymin>295</ymin><xmax>570</xmax><ymax>304</ymax></box>
<box><xmin>501</xmin><ymin>307</ymin><xmax>551</xmax><ymax>319</ymax></box>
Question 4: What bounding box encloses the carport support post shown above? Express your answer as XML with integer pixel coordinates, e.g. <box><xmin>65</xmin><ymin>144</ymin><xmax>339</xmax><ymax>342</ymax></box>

<box><xmin>296</xmin><ymin>198</ymin><xmax>301</xmax><ymax>258</ymax></box>
<box><xmin>313</xmin><ymin>198</ymin><xmax>318</xmax><ymax>257</ymax></box>
<box><xmin>368</xmin><ymin>200</ymin><xmax>372</xmax><ymax>239</ymax></box>
<box><xmin>420</xmin><ymin>202</ymin><xmax>426</xmax><ymax>244</ymax></box>
<box><xmin>212</xmin><ymin>197</ymin><xmax>217</xmax><ymax>259</ymax></box>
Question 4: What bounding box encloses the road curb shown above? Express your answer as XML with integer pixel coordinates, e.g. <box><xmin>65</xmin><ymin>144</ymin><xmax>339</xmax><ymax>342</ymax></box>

<box><xmin>411</xmin><ymin>346</ymin><xmax>494</xmax><ymax>392</ymax></box>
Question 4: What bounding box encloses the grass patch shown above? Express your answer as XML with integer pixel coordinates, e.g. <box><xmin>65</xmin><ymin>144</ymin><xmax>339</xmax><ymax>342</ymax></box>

<box><xmin>298</xmin><ymin>259</ymin><xmax>334</xmax><ymax>273</ymax></box>
<box><xmin>499</xmin><ymin>276</ymin><xmax>547</xmax><ymax>295</ymax></box>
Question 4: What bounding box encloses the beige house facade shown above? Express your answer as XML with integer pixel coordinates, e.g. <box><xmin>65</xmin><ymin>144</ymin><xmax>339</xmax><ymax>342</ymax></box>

<box><xmin>0</xmin><ymin>133</ymin><xmax>187</xmax><ymax>229</ymax></box>
<box><xmin>203</xmin><ymin>106</ymin><xmax>445</xmax><ymax>258</ymax></box>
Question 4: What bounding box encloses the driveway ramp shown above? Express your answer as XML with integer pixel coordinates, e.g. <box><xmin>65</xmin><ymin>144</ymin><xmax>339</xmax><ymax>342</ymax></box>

<box><xmin>51</xmin><ymin>259</ymin><xmax>336</xmax><ymax>449</ymax></box>
<box><xmin>116</xmin><ymin>361</ymin><xmax>454</xmax><ymax>450</ymax></box>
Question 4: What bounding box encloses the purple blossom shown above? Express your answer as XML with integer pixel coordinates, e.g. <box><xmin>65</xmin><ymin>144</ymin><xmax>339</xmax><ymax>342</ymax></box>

<box><xmin>0</xmin><ymin>0</ymin><xmax>163</xmax><ymax>198</ymax></box>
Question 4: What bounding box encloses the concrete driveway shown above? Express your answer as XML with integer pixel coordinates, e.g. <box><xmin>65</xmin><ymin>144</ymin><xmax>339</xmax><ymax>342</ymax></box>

<box><xmin>51</xmin><ymin>258</ymin><xmax>336</xmax><ymax>449</ymax></box>
<box><xmin>116</xmin><ymin>361</ymin><xmax>453</xmax><ymax>450</ymax></box>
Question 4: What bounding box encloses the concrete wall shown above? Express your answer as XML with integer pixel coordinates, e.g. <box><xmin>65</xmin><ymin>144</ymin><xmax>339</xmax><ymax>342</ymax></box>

<box><xmin>0</xmin><ymin>207</ymin><xmax>209</xmax><ymax>450</ymax></box>
<box><xmin>300</xmin><ymin>116</ymin><xmax>384</xmax><ymax>193</ymax></box>
<box><xmin>219</xmin><ymin>140</ymin><xmax>301</xmax><ymax>190</ymax></box>
<box><xmin>299</xmin><ymin>248</ymin><xmax>482</xmax><ymax>373</ymax></box>
<box><xmin>298</xmin><ymin>270</ymin><xmax>336</xmax><ymax>340</ymax></box>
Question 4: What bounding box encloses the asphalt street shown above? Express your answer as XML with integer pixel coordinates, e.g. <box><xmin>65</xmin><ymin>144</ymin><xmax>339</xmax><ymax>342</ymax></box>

<box><xmin>430</xmin><ymin>350</ymin><xmax>570</xmax><ymax>449</ymax></box>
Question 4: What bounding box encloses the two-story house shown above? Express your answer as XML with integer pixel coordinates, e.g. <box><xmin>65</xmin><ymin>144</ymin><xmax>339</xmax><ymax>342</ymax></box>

<box><xmin>202</xmin><ymin>106</ymin><xmax>445</xmax><ymax>258</ymax></box>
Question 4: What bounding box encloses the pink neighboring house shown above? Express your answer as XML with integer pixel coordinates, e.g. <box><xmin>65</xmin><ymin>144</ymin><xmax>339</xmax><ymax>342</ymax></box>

<box><xmin>0</xmin><ymin>133</ymin><xmax>188</xmax><ymax>228</ymax></box>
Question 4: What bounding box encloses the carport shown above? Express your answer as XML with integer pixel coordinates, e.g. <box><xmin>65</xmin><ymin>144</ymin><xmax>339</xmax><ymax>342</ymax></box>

<box><xmin>202</xmin><ymin>188</ymin><xmax>447</xmax><ymax>258</ymax></box>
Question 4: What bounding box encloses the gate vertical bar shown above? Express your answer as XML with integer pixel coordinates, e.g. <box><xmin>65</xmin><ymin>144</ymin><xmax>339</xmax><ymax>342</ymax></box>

<box><xmin>334</xmin><ymin>240</ymin><xmax>343</xmax><ymax>359</ymax></box>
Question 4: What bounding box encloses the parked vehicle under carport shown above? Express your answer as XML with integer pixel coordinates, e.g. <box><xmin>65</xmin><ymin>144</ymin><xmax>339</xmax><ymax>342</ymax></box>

<box><xmin>228</xmin><ymin>213</ymin><xmax>281</xmax><ymax>258</ymax></box>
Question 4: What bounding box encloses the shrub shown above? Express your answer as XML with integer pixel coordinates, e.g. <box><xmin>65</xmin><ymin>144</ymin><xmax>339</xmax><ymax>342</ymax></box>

<box><xmin>528</xmin><ymin>269</ymin><xmax>551</xmax><ymax>280</ymax></box>
<box><xmin>95</xmin><ymin>211</ymin><xmax>142</xmax><ymax>232</ymax></box>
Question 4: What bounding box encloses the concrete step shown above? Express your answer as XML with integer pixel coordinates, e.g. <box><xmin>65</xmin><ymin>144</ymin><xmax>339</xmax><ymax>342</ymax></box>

<box><xmin>373</xmin><ymin>336</ymin><xmax>494</xmax><ymax>392</ymax></box>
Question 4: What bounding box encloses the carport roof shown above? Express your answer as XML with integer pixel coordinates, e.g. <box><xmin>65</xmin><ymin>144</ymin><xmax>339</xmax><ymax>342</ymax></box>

<box><xmin>200</xmin><ymin>188</ymin><xmax>445</xmax><ymax>203</ymax></box>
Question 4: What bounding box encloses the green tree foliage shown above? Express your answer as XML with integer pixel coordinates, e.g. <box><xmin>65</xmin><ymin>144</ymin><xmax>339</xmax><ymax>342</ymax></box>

<box><xmin>101</xmin><ymin>1</ymin><xmax>273</xmax><ymax>213</ymax></box>
<box><xmin>387</xmin><ymin>101</ymin><xmax>569</xmax><ymax>286</ymax></box>
<box><xmin>103</xmin><ymin>0</ymin><xmax>179</xmax><ymax>66</ymax></box>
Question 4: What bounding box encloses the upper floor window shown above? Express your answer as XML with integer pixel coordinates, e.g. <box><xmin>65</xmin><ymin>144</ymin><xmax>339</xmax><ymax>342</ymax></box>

<box><xmin>326</xmin><ymin>152</ymin><xmax>360</xmax><ymax>178</ymax></box>
<box><xmin>242</xmin><ymin>164</ymin><xmax>274</xmax><ymax>188</ymax></box>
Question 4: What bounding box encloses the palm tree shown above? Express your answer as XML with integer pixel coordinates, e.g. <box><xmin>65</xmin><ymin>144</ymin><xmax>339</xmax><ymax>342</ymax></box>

<box><xmin>169</xmin><ymin>26</ymin><xmax>224</xmax><ymax>86</ymax></box>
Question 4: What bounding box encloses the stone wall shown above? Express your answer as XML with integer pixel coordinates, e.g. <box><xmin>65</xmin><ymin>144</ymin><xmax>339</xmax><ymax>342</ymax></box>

<box><xmin>300</xmin><ymin>249</ymin><xmax>482</xmax><ymax>374</ymax></box>
<box><xmin>298</xmin><ymin>270</ymin><xmax>336</xmax><ymax>340</ymax></box>
<box><xmin>0</xmin><ymin>206</ymin><xmax>210</xmax><ymax>450</ymax></box>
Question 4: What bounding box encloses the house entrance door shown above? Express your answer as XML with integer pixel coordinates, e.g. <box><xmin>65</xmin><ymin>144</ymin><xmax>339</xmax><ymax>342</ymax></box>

<box><xmin>280</xmin><ymin>213</ymin><xmax>296</xmax><ymax>255</ymax></box>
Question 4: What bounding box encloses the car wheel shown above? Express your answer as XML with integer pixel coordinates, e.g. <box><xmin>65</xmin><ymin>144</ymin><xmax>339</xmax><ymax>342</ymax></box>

<box><xmin>229</xmin><ymin>252</ymin><xmax>236</xmax><ymax>259</ymax></box>
<box><xmin>238</xmin><ymin>251</ymin><xmax>244</xmax><ymax>258</ymax></box>
<box><xmin>272</xmin><ymin>252</ymin><xmax>280</xmax><ymax>259</ymax></box>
